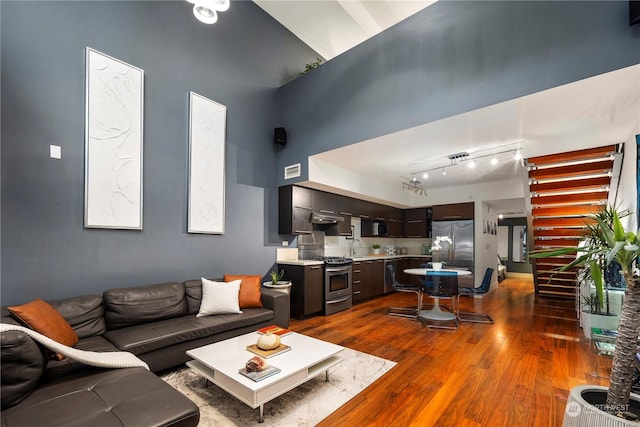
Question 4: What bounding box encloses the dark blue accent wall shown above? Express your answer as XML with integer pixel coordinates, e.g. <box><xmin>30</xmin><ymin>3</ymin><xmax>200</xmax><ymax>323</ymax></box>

<box><xmin>277</xmin><ymin>0</ymin><xmax>640</xmax><ymax>184</ymax></box>
<box><xmin>0</xmin><ymin>1</ymin><xmax>318</xmax><ymax>305</ymax></box>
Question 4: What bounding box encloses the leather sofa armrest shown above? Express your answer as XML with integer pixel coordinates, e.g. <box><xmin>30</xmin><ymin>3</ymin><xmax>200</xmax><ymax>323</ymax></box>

<box><xmin>260</xmin><ymin>288</ymin><xmax>290</xmax><ymax>328</ymax></box>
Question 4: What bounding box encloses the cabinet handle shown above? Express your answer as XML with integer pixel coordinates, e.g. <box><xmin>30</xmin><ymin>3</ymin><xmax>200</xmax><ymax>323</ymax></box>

<box><xmin>353</xmin><ymin>270</ymin><xmax>361</xmax><ymax>273</ymax></box>
<box><xmin>319</xmin><ymin>209</ymin><xmax>335</xmax><ymax>214</ymax></box>
<box><xmin>353</xmin><ymin>290</ymin><xmax>362</xmax><ymax>295</ymax></box>
<box><xmin>358</xmin><ymin>215</ymin><xmax>370</xmax><ymax>219</ymax></box>
<box><xmin>443</xmin><ymin>215</ymin><xmax>462</xmax><ymax>219</ymax></box>
<box><xmin>366</xmin><ymin>261</ymin><xmax>373</xmax><ymax>264</ymax></box>
<box><xmin>407</xmin><ymin>235</ymin><xmax>423</xmax><ymax>238</ymax></box>
<box><xmin>339</xmin><ymin>211</ymin><xmax>353</xmax><ymax>216</ymax></box>
<box><xmin>375</xmin><ymin>217</ymin><xmax>386</xmax><ymax>221</ymax></box>
<box><xmin>407</xmin><ymin>220</ymin><xmax>423</xmax><ymax>223</ymax></box>
<box><xmin>310</xmin><ymin>266</ymin><xmax>322</xmax><ymax>270</ymax></box>
<box><xmin>353</xmin><ymin>280</ymin><xmax>361</xmax><ymax>284</ymax></box>
<box><xmin>294</xmin><ymin>230</ymin><xmax>312</xmax><ymax>234</ymax></box>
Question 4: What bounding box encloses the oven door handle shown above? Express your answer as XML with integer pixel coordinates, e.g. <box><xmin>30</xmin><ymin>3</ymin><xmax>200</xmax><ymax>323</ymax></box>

<box><xmin>325</xmin><ymin>266</ymin><xmax>351</xmax><ymax>273</ymax></box>
<box><xmin>326</xmin><ymin>296</ymin><xmax>350</xmax><ymax>304</ymax></box>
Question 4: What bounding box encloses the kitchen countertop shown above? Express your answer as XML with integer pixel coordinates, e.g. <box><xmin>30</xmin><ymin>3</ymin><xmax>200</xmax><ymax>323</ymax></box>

<box><xmin>277</xmin><ymin>254</ymin><xmax>432</xmax><ymax>266</ymax></box>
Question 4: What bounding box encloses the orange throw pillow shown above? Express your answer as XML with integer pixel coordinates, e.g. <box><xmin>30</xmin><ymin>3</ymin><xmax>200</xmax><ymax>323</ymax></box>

<box><xmin>223</xmin><ymin>275</ymin><xmax>263</xmax><ymax>308</ymax></box>
<box><xmin>8</xmin><ymin>298</ymin><xmax>79</xmax><ymax>349</ymax></box>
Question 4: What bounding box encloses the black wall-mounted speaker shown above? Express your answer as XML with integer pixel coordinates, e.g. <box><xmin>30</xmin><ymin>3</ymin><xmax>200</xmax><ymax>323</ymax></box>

<box><xmin>631</xmin><ymin>1</ymin><xmax>640</xmax><ymax>25</ymax></box>
<box><xmin>274</xmin><ymin>127</ymin><xmax>286</xmax><ymax>145</ymax></box>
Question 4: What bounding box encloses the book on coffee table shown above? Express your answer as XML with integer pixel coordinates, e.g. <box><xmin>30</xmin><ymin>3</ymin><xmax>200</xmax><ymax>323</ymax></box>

<box><xmin>246</xmin><ymin>343</ymin><xmax>291</xmax><ymax>358</ymax></box>
<box><xmin>239</xmin><ymin>365</ymin><xmax>281</xmax><ymax>382</ymax></box>
<box><xmin>257</xmin><ymin>325</ymin><xmax>293</xmax><ymax>337</ymax></box>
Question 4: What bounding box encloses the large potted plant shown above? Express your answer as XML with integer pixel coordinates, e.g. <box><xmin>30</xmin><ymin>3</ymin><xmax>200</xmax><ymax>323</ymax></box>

<box><xmin>531</xmin><ymin>206</ymin><xmax>640</xmax><ymax>424</ymax></box>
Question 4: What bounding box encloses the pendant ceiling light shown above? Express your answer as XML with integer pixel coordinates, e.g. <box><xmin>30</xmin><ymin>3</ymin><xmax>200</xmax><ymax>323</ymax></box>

<box><xmin>187</xmin><ymin>0</ymin><xmax>230</xmax><ymax>25</ymax></box>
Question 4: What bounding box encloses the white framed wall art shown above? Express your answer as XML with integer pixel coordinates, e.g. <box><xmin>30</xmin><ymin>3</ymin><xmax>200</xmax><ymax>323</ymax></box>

<box><xmin>188</xmin><ymin>92</ymin><xmax>226</xmax><ymax>234</ymax></box>
<box><xmin>84</xmin><ymin>47</ymin><xmax>144</xmax><ymax>230</ymax></box>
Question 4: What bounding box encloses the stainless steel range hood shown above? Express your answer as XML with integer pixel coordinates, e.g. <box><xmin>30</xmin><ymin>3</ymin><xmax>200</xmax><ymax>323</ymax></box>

<box><xmin>310</xmin><ymin>212</ymin><xmax>344</xmax><ymax>224</ymax></box>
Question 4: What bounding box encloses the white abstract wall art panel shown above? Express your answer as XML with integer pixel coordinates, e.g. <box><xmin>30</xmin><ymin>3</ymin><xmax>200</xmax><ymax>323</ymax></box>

<box><xmin>84</xmin><ymin>48</ymin><xmax>144</xmax><ymax>230</ymax></box>
<box><xmin>188</xmin><ymin>92</ymin><xmax>226</xmax><ymax>234</ymax></box>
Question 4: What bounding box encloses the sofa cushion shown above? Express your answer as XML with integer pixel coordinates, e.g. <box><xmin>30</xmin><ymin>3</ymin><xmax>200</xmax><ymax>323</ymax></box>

<box><xmin>197</xmin><ymin>278</ymin><xmax>242</xmax><ymax>317</ymax></box>
<box><xmin>8</xmin><ymin>299</ymin><xmax>79</xmax><ymax>350</ymax></box>
<box><xmin>104</xmin><ymin>309</ymin><xmax>273</xmax><ymax>356</ymax></box>
<box><xmin>223</xmin><ymin>275</ymin><xmax>264</xmax><ymax>308</ymax></box>
<box><xmin>0</xmin><ymin>367</ymin><xmax>200</xmax><ymax>427</ymax></box>
<box><xmin>183</xmin><ymin>279</ymin><xmax>204</xmax><ymax>315</ymax></box>
<box><xmin>103</xmin><ymin>282</ymin><xmax>188</xmax><ymax>330</ymax></box>
<box><xmin>1</xmin><ymin>330</ymin><xmax>47</xmax><ymax>410</ymax></box>
<box><xmin>44</xmin><ymin>335</ymin><xmax>120</xmax><ymax>380</ymax></box>
<box><xmin>49</xmin><ymin>295</ymin><xmax>106</xmax><ymax>338</ymax></box>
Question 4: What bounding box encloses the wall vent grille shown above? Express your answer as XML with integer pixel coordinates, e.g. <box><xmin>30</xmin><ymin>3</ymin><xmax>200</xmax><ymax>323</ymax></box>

<box><xmin>284</xmin><ymin>163</ymin><xmax>301</xmax><ymax>180</ymax></box>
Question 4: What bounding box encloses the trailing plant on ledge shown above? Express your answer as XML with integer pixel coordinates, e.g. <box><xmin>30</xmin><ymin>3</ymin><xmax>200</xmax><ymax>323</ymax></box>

<box><xmin>301</xmin><ymin>57</ymin><xmax>322</xmax><ymax>75</ymax></box>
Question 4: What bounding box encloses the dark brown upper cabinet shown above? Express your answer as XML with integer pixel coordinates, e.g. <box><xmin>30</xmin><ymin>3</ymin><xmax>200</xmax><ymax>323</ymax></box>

<box><xmin>432</xmin><ymin>202</ymin><xmax>475</xmax><ymax>220</ymax></box>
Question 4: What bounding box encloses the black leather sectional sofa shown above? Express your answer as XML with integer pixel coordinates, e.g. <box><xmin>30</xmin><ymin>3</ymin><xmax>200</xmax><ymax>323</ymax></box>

<box><xmin>0</xmin><ymin>279</ymin><xmax>290</xmax><ymax>427</ymax></box>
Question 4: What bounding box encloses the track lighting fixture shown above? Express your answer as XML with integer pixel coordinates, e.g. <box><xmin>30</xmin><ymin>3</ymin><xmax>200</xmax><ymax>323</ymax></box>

<box><xmin>407</xmin><ymin>146</ymin><xmax>524</xmax><ymax>186</ymax></box>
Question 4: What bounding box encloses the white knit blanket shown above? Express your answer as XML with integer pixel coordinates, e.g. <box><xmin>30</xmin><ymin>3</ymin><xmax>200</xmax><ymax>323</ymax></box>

<box><xmin>0</xmin><ymin>323</ymin><xmax>149</xmax><ymax>370</ymax></box>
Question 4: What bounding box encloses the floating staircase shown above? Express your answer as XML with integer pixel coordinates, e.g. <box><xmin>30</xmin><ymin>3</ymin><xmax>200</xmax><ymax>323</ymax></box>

<box><xmin>527</xmin><ymin>145</ymin><xmax>619</xmax><ymax>299</ymax></box>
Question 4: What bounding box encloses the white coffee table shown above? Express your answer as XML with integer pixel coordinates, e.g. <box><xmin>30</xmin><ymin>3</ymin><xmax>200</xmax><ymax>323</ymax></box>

<box><xmin>186</xmin><ymin>331</ymin><xmax>345</xmax><ymax>423</ymax></box>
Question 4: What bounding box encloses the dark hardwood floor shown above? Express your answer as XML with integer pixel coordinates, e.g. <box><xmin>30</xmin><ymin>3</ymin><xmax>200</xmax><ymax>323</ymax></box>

<box><xmin>289</xmin><ymin>277</ymin><xmax>611</xmax><ymax>427</ymax></box>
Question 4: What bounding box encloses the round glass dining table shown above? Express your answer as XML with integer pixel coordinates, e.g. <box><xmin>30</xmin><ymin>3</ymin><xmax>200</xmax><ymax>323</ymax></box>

<box><xmin>403</xmin><ymin>268</ymin><xmax>472</xmax><ymax>321</ymax></box>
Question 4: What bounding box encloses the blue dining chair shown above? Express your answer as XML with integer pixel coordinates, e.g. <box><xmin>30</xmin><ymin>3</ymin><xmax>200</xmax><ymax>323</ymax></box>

<box><xmin>458</xmin><ymin>268</ymin><xmax>495</xmax><ymax>324</ymax></box>
<box><xmin>386</xmin><ymin>264</ymin><xmax>426</xmax><ymax>326</ymax></box>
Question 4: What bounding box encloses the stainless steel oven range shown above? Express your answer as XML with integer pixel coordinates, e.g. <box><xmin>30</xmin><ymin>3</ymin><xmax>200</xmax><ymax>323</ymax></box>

<box><xmin>323</xmin><ymin>257</ymin><xmax>353</xmax><ymax>315</ymax></box>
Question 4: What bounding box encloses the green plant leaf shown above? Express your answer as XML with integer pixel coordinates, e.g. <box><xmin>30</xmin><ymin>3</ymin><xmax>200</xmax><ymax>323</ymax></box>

<box><xmin>612</xmin><ymin>210</ymin><xmax>625</xmax><ymax>241</ymax></box>
<box><xmin>590</xmin><ymin>260</ymin><xmax>604</xmax><ymax>310</ymax></box>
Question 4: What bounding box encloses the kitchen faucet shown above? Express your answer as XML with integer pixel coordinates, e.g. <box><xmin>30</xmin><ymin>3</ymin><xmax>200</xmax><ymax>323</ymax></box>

<box><xmin>350</xmin><ymin>239</ymin><xmax>361</xmax><ymax>257</ymax></box>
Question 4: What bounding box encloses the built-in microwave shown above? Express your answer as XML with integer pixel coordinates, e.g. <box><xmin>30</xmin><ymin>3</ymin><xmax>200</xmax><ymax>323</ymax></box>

<box><xmin>372</xmin><ymin>221</ymin><xmax>388</xmax><ymax>236</ymax></box>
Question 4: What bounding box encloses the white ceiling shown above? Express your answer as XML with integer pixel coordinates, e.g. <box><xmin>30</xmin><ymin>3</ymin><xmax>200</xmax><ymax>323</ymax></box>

<box><xmin>253</xmin><ymin>0</ymin><xmax>436</xmax><ymax>60</ymax></box>
<box><xmin>254</xmin><ymin>1</ymin><xmax>640</xmax><ymax>215</ymax></box>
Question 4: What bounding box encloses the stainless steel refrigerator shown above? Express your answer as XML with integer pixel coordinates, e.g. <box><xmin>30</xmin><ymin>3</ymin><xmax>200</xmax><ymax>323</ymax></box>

<box><xmin>431</xmin><ymin>220</ymin><xmax>474</xmax><ymax>288</ymax></box>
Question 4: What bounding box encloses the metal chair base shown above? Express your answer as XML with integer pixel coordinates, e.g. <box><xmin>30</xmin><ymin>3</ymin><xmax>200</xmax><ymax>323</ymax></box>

<box><xmin>388</xmin><ymin>307</ymin><xmax>427</xmax><ymax>326</ymax></box>
<box><xmin>458</xmin><ymin>311</ymin><xmax>494</xmax><ymax>323</ymax></box>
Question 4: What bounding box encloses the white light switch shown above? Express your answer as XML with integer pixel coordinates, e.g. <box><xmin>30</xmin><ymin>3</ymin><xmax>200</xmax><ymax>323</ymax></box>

<box><xmin>50</xmin><ymin>145</ymin><xmax>61</xmax><ymax>159</ymax></box>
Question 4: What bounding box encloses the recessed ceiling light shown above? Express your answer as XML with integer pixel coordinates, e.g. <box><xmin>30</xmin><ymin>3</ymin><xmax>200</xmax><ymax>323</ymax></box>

<box><xmin>442</xmin><ymin>168</ymin><xmax>447</xmax><ymax>175</ymax></box>
<box><xmin>498</xmin><ymin>213</ymin><xmax>504</xmax><ymax>219</ymax></box>
<box><xmin>514</xmin><ymin>150</ymin><xmax>522</xmax><ymax>161</ymax></box>
<box><xmin>193</xmin><ymin>2</ymin><xmax>218</xmax><ymax>24</ymax></box>
<box><xmin>467</xmin><ymin>160</ymin><xmax>476</xmax><ymax>169</ymax></box>
<box><xmin>491</xmin><ymin>157</ymin><xmax>498</xmax><ymax>165</ymax></box>
<box><xmin>422</xmin><ymin>172</ymin><xmax>429</xmax><ymax>179</ymax></box>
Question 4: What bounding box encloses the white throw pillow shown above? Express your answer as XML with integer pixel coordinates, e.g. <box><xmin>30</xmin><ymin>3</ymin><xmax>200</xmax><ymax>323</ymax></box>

<box><xmin>197</xmin><ymin>278</ymin><xmax>243</xmax><ymax>317</ymax></box>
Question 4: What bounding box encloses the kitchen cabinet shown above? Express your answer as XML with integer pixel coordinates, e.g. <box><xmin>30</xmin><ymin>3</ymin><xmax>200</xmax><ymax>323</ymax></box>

<box><xmin>404</xmin><ymin>208</ymin><xmax>428</xmax><ymax>238</ymax></box>
<box><xmin>351</xmin><ymin>261</ymin><xmax>369</xmax><ymax>303</ymax></box>
<box><xmin>352</xmin><ymin>259</ymin><xmax>385</xmax><ymax>303</ymax></box>
<box><xmin>386</xmin><ymin>218</ymin><xmax>404</xmax><ymax>238</ymax></box>
<box><xmin>372</xmin><ymin>259</ymin><xmax>385</xmax><ymax>296</ymax></box>
<box><xmin>312</xmin><ymin>190</ymin><xmax>337</xmax><ymax>214</ymax></box>
<box><xmin>396</xmin><ymin>258</ymin><xmax>411</xmax><ymax>284</ymax></box>
<box><xmin>432</xmin><ymin>202</ymin><xmax>475</xmax><ymax>220</ymax></box>
<box><xmin>279</xmin><ymin>185</ymin><xmax>313</xmax><ymax>234</ymax></box>
<box><xmin>278</xmin><ymin>263</ymin><xmax>323</xmax><ymax>320</ymax></box>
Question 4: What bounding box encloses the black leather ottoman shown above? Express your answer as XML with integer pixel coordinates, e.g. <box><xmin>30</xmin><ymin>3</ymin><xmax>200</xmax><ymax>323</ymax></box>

<box><xmin>0</xmin><ymin>367</ymin><xmax>199</xmax><ymax>427</ymax></box>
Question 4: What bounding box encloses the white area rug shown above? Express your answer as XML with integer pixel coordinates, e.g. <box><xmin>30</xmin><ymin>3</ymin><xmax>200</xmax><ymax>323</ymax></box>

<box><xmin>161</xmin><ymin>348</ymin><xmax>396</xmax><ymax>426</ymax></box>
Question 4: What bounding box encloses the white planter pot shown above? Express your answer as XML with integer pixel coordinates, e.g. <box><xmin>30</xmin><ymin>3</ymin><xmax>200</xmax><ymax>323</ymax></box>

<box><xmin>563</xmin><ymin>385</ymin><xmax>640</xmax><ymax>426</ymax></box>
<box><xmin>431</xmin><ymin>262</ymin><xmax>443</xmax><ymax>270</ymax></box>
<box><xmin>372</xmin><ymin>248</ymin><xmax>381</xmax><ymax>255</ymax></box>
<box><xmin>580</xmin><ymin>311</ymin><xmax>620</xmax><ymax>339</ymax></box>
<box><xmin>262</xmin><ymin>281</ymin><xmax>292</xmax><ymax>294</ymax></box>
